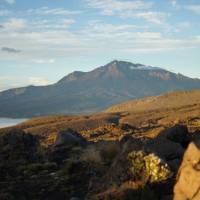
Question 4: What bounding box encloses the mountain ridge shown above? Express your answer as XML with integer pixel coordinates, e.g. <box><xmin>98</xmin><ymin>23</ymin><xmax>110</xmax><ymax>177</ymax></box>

<box><xmin>0</xmin><ymin>60</ymin><xmax>200</xmax><ymax>118</ymax></box>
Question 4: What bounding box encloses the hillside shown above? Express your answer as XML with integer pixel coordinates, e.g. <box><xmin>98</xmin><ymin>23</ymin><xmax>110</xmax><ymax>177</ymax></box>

<box><xmin>1</xmin><ymin>89</ymin><xmax>198</xmax><ymax>144</ymax></box>
<box><xmin>0</xmin><ymin>90</ymin><xmax>200</xmax><ymax>200</ymax></box>
<box><xmin>106</xmin><ymin>89</ymin><xmax>200</xmax><ymax>113</ymax></box>
<box><xmin>0</xmin><ymin>60</ymin><xmax>200</xmax><ymax>117</ymax></box>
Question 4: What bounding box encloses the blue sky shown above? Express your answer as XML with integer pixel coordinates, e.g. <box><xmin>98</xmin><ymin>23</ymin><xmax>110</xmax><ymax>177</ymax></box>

<box><xmin>0</xmin><ymin>0</ymin><xmax>200</xmax><ymax>91</ymax></box>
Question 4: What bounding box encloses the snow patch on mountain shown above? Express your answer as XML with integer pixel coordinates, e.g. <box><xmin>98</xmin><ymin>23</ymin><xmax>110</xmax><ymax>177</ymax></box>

<box><xmin>130</xmin><ymin>65</ymin><xmax>162</xmax><ymax>71</ymax></box>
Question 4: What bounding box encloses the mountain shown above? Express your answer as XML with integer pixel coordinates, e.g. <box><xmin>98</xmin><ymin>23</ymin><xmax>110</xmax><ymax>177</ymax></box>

<box><xmin>1</xmin><ymin>60</ymin><xmax>200</xmax><ymax>118</ymax></box>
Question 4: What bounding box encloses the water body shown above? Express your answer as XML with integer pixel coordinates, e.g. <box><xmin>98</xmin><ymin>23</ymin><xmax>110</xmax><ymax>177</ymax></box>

<box><xmin>0</xmin><ymin>118</ymin><xmax>28</xmax><ymax>128</ymax></box>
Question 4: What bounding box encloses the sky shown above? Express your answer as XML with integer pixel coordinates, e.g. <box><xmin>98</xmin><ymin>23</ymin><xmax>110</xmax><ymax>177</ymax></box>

<box><xmin>0</xmin><ymin>0</ymin><xmax>200</xmax><ymax>91</ymax></box>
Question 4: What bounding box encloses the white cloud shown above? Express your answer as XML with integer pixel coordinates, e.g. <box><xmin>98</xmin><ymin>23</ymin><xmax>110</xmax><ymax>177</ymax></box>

<box><xmin>33</xmin><ymin>59</ymin><xmax>55</xmax><ymax>64</ymax></box>
<box><xmin>27</xmin><ymin>7</ymin><xmax>81</xmax><ymax>16</ymax></box>
<box><xmin>86</xmin><ymin>0</ymin><xmax>167</xmax><ymax>24</ymax></box>
<box><xmin>30</xmin><ymin>18</ymin><xmax>76</xmax><ymax>31</ymax></box>
<box><xmin>170</xmin><ymin>0</ymin><xmax>177</xmax><ymax>7</ymax></box>
<box><xmin>0</xmin><ymin>23</ymin><xmax>200</xmax><ymax>62</ymax></box>
<box><xmin>4</xmin><ymin>18</ymin><xmax>26</xmax><ymax>30</ymax></box>
<box><xmin>121</xmin><ymin>11</ymin><xmax>168</xmax><ymax>24</ymax></box>
<box><xmin>4</xmin><ymin>0</ymin><xmax>15</xmax><ymax>4</ymax></box>
<box><xmin>86</xmin><ymin>0</ymin><xmax>153</xmax><ymax>15</ymax></box>
<box><xmin>0</xmin><ymin>76</ymin><xmax>24</xmax><ymax>91</ymax></box>
<box><xmin>0</xmin><ymin>76</ymin><xmax>50</xmax><ymax>91</ymax></box>
<box><xmin>28</xmin><ymin>77</ymin><xmax>50</xmax><ymax>86</ymax></box>
<box><xmin>0</xmin><ymin>9</ymin><xmax>11</xmax><ymax>16</ymax></box>
<box><xmin>62</xmin><ymin>19</ymin><xmax>76</xmax><ymax>26</ymax></box>
<box><xmin>0</xmin><ymin>13</ymin><xmax>200</xmax><ymax>62</ymax></box>
<box><xmin>186</xmin><ymin>5</ymin><xmax>200</xmax><ymax>15</ymax></box>
<box><xmin>178</xmin><ymin>21</ymin><xmax>192</xmax><ymax>29</ymax></box>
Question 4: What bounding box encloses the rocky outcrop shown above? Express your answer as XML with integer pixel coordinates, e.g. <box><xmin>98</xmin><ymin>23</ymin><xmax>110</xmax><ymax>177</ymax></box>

<box><xmin>156</xmin><ymin>125</ymin><xmax>191</xmax><ymax>148</ymax></box>
<box><xmin>48</xmin><ymin>129</ymin><xmax>87</xmax><ymax>164</ymax></box>
<box><xmin>0</xmin><ymin>128</ymin><xmax>38</xmax><ymax>163</ymax></box>
<box><xmin>145</xmin><ymin>125</ymin><xmax>191</xmax><ymax>172</ymax></box>
<box><xmin>54</xmin><ymin>128</ymin><xmax>86</xmax><ymax>147</ymax></box>
<box><xmin>0</xmin><ymin>124</ymin><xmax>198</xmax><ymax>200</ymax></box>
<box><xmin>174</xmin><ymin>140</ymin><xmax>200</xmax><ymax>200</ymax></box>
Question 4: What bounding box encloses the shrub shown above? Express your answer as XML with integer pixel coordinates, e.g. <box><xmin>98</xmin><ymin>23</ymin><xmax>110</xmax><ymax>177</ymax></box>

<box><xmin>127</xmin><ymin>151</ymin><xmax>172</xmax><ymax>184</ymax></box>
<box><xmin>100</xmin><ymin>142</ymin><xmax>120</xmax><ymax>165</ymax></box>
<box><xmin>81</xmin><ymin>146</ymin><xmax>102</xmax><ymax>165</ymax></box>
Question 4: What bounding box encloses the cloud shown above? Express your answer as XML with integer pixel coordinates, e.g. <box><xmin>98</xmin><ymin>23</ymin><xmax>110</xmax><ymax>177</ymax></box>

<box><xmin>4</xmin><ymin>0</ymin><xmax>15</xmax><ymax>4</ymax></box>
<box><xmin>86</xmin><ymin>0</ymin><xmax>153</xmax><ymax>15</ymax></box>
<box><xmin>4</xmin><ymin>18</ymin><xmax>26</xmax><ymax>29</ymax></box>
<box><xmin>27</xmin><ymin>7</ymin><xmax>81</xmax><ymax>16</ymax></box>
<box><xmin>186</xmin><ymin>5</ymin><xmax>200</xmax><ymax>15</ymax></box>
<box><xmin>0</xmin><ymin>76</ymin><xmax>50</xmax><ymax>91</ymax></box>
<box><xmin>0</xmin><ymin>76</ymin><xmax>24</xmax><ymax>91</ymax></box>
<box><xmin>121</xmin><ymin>11</ymin><xmax>168</xmax><ymax>24</ymax></box>
<box><xmin>33</xmin><ymin>59</ymin><xmax>55</xmax><ymax>64</ymax></box>
<box><xmin>1</xmin><ymin>47</ymin><xmax>21</xmax><ymax>53</ymax></box>
<box><xmin>28</xmin><ymin>77</ymin><xmax>50</xmax><ymax>86</ymax></box>
<box><xmin>86</xmin><ymin>0</ymin><xmax>167</xmax><ymax>24</ymax></box>
<box><xmin>0</xmin><ymin>20</ymin><xmax>200</xmax><ymax>62</ymax></box>
<box><xmin>170</xmin><ymin>0</ymin><xmax>177</xmax><ymax>7</ymax></box>
<box><xmin>30</xmin><ymin>18</ymin><xmax>76</xmax><ymax>31</ymax></box>
<box><xmin>0</xmin><ymin>9</ymin><xmax>11</xmax><ymax>16</ymax></box>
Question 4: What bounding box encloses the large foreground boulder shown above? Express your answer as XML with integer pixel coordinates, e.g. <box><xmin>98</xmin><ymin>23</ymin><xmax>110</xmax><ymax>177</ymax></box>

<box><xmin>174</xmin><ymin>140</ymin><xmax>200</xmax><ymax>200</ymax></box>
<box><xmin>145</xmin><ymin>125</ymin><xmax>191</xmax><ymax>172</ymax></box>
<box><xmin>156</xmin><ymin>125</ymin><xmax>191</xmax><ymax>148</ymax></box>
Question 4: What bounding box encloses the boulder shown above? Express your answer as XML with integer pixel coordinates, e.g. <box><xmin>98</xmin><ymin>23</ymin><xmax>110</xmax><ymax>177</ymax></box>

<box><xmin>0</xmin><ymin>128</ymin><xmax>38</xmax><ymax>162</ymax></box>
<box><xmin>145</xmin><ymin>138</ymin><xmax>184</xmax><ymax>162</ymax></box>
<box><xmin>48</xmin><ymin>129</ymin><xmax>87</xmax><ymax>163</ymax></box>
<box><xmin>157</xmin><ymin>125</ymin><xmax>191</xmax><ymax>148</ymax></box>
<box><xmin>145</xmin><ymin>125</ymin><xmax>191</xmax><ymax>169</ymax></box>
<box><xmin>174</xmin><ymin>140</ymin><xmax>200</xmax><ymax>200</ymax></box>
<box><xmin>87</xmin><ymin>136</ymin><xmax>172</xmax><ymax>199</ymax></box>
<box><xmin>54</xmin><ymin>128</ymin><xmax>86</xmax><ymax>147</ymax></box>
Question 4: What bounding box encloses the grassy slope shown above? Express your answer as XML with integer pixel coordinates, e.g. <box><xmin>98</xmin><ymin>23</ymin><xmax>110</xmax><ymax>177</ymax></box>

<box><xmin>1</xmin><ymin>89</ymin><xmax>200</xmax><ymax>144</ymax></box>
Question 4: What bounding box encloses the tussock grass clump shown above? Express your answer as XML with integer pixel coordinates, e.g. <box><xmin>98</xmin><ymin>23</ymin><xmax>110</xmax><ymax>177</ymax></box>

<box><xmin>100</xmin><ymin>142</ymin><xmax>120</xmax><ymax>165</ymax></box>
<box><xmin>81</xmin><ymin>146</ymin><xmax>102</xmax><ymax>165</ymax></box>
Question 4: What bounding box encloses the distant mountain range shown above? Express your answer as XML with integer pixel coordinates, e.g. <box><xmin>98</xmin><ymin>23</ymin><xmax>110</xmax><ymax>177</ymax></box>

<box><xmin>0</xmin><ymin>60</ymin><xmax>200</xmax><ymax>118</ymax></box>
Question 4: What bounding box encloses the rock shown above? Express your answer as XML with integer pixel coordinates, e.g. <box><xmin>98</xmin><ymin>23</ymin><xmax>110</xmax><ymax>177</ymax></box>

<box><xmin>48</xmin><ymin>129</ymin><xmax>86</xmax><ymax>163</ymax></box>
<box><xmin>167</xmin><ymin>159</ymin><xmax>181</xmax><ymax>172</ymax></box>
<box><xmin>70</xmin><ymin>197</ymin><xmax>80</xmax><ymax>200</ymax></box>
<box><xmin>145</xmin><ymin>137</ymin><xmax>184</xmax><ymax>162</ymax></box>
<box><xmin>0</xmin><ymin>128</ymin><xmax>38</xmax><ymax>162</ymax></box>
<box><xmin>157</xmin><ymin>125</ymin><xmax>191</xmax><ymax>148</ymax></box>
<box><xmin>88</xmin><ymin>135</ymin><xmax>172</xmax><ymax>199</ymax></box>
<box><xmin>54</xmin><ymin>128</ymin><xmax>86</xmax><ymax>147</ymax></box>
<box><xmin>161</xmin><ymin>195</ymin><xmax>173</xmax><ymax>200</ymax></box>
<box><xmin>0</xmin><ymin>128</ymin><xmax>38</xmax><ymax>147</ymax></box>
<box><xmin>145</xmin><ymin>125</ymin><xmax>190</xmax><ymax>166</ymax></box>
<box><xmin>174</xmin><ymin>140</ymin><xmax>200</xmax><ymax>200</ymax></box>
<box><xmin>119</xmin><ymin>134</ymin><xmax>134</xmax><ymax>145</ymax></box>
<box><xmin>191</xmin><ymin>130</ymin><xmax>200</xmax><ymax>142</ymax></box>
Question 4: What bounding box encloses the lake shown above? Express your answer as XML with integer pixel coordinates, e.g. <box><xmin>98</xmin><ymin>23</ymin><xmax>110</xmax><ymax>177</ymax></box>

<box><xmin>0</xmin><ymin>118</ymin><xmax>28</xmax><ymax>128</ymax></box>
